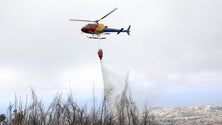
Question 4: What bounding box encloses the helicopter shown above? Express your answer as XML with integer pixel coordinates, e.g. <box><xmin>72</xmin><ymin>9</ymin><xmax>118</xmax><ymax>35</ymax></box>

<box><xmin>69</xmin><ymin>8</ymin><xmax>131</xmax><ymax>39</ymax></box>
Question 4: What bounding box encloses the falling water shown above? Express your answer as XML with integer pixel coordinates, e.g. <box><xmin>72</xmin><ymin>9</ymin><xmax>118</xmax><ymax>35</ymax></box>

<box><xmin>99</xmin><ymin>60</ymin><xmax>130</xmax><ymax>113</ymax></box>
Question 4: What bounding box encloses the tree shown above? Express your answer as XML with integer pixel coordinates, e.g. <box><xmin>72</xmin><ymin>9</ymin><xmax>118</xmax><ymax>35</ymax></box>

<box><xmin>0</xmin><ymin>114</ymin><xmax>6</xmax><ymax>123</ymax></box>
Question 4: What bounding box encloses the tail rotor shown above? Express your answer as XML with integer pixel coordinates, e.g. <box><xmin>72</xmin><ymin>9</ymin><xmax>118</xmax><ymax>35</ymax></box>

<box><xmin>126</xmin><ymin>25</ymin><xmax>131</xmax><ymax>35</ymax></box>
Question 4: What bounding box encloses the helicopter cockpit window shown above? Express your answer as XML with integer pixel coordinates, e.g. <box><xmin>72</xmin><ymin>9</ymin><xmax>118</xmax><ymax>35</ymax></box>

<box><xmin>88</xmin><ymin>24</ymin><xmax>94</xmax><ymax>27</ymax></box>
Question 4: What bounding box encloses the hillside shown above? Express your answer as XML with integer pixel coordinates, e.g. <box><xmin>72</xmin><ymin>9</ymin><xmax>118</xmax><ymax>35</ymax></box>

<box><xmin>150</xmin><ymin>105</ymin><xmax>222</xmax><ymax>125</ymax></box>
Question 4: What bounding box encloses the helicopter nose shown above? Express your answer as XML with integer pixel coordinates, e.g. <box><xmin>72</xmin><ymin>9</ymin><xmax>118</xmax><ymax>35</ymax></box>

<box><xmin>81</xmin><ymin>27</ymin><xmax>87</xmax><ymax>33</ymax></box>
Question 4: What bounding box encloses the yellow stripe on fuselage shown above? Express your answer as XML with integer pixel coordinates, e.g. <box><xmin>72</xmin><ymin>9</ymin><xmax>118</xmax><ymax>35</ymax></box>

<box><xmin>95</xmin><ymin>24</ymin><xmax>105</xmax><ymax>33</ymax></box>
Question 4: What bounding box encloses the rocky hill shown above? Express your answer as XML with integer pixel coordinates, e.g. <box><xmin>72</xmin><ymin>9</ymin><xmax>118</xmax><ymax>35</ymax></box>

<box><xmin>150</xmin><ymin>104</ymin><xmax>222</xmax><ymax>125</ymax></box>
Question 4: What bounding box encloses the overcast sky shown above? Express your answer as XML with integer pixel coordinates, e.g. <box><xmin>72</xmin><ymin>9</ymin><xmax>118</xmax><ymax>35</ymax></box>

<box><xmin>1</xmin><ymin>0</ymin><xmax>222</xmax><ymax>113</ymax></box>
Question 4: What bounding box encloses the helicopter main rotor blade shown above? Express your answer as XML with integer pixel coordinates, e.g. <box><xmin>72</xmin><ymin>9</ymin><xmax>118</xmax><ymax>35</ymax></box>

<box><xmin>69</xmin><ymin>19</ymin><xmax>96</xmax><ymax>22</ymax></box>
<box><xmin>97</xmin><ymin>8</ymin><xmax>118</xmax><ymax>22</ymax></box>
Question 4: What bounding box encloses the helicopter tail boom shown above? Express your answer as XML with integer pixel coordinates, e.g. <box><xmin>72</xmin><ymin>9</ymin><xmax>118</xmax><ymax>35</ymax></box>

<box><xmin>102</xmin><ymin>25</ymin><xmax>131</xmax><ymax>35</ymax></box>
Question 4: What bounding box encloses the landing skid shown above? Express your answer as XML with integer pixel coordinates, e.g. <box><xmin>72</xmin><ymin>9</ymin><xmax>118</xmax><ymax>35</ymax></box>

<box><xmin>88</xmin><ymin>36</ymin><xmax>106</xmax><ymax>39</ymax></box>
